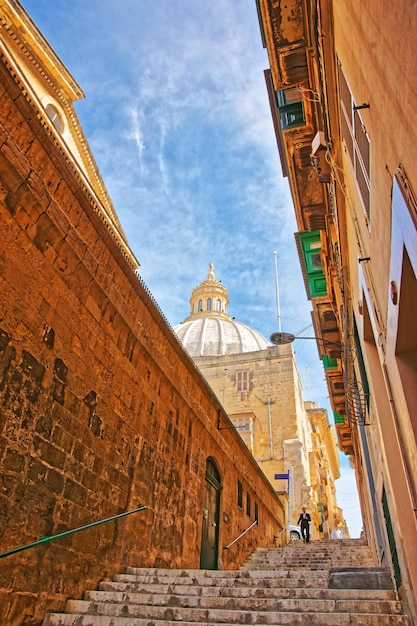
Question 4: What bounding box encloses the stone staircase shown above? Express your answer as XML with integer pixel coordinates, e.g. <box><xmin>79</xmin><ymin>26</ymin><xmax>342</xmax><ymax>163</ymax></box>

<box><xmin>42</xmin><ymin>539</ymin><xmax>409</xmax><ymax>625</ymax></box>
<box><xmin>243</xmin><ymin>538</ymin><xmax>375</xmax><ymax>571</ymax></box>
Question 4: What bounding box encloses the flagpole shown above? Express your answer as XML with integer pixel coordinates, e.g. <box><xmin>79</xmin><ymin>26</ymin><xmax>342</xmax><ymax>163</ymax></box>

<box><xmin>273</xmin><ymin>251</ymin><xmax>281</xmax><ymax>332</ymax></box>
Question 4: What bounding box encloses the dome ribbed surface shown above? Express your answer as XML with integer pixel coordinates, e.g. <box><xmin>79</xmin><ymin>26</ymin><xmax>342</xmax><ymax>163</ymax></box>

<box><xmin>174</xmin><ymin>317</ymin><xmax>270</xmax><ymax>356</ymax></box>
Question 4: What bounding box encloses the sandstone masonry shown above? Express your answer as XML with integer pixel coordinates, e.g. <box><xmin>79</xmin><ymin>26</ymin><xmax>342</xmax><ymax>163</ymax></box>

<box><xmin>0</xmin><ymin>55</ymin><xmax>284</xmax><ymax>626</ymax></box>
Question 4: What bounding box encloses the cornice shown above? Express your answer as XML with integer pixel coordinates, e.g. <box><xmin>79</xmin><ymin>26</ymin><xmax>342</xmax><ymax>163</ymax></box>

<box><xmin>0</xmin><ymin>0</ymin><xmax>139</xmax><ymax>270</ymax></box>
<box><xmin>0</xmin><ymin>53</ymin><xmax>139</xmax><ymax>272</ymax></box>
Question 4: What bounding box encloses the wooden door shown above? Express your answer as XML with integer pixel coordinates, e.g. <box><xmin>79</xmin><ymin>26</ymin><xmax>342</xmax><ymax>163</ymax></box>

<box><xmin>200</xmin><ymin>459</ymin><xmax>221</xmax><ymax>570</ymax></box>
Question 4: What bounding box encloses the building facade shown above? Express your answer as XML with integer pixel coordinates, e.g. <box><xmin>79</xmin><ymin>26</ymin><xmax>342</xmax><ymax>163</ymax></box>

<box><xmin>0</xmin><ymin>3</ymin><xmax>285</xmax><ymax>624</ymax></box>
<box><xmin>256</xmin><ymin>0</ymin><xmax>417</xmax><ymax>621</ymax></box>
<box><xmin>174</xmin><ymin>265</ymin><xmax>343</xmax><ymax>539</ymax></box>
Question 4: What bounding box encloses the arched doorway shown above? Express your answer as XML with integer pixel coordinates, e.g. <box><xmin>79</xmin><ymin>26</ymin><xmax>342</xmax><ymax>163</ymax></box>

<box><xmin>200</xmin><ymin>457</ymin><xmax>221</xmax><ymax>570</ymax></box>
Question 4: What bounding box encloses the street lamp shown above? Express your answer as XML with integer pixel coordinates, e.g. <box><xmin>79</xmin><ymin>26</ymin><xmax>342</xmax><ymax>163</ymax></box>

<box><xmin>270</xmin><ymin>331</ymin><xmax>342</xmax><ymax>348</ymax></box>
<box><xmin>270</xmin><ymin>332</ymin><xmax>297</xmax><ymax>345</ymax></box>
<box><xmin>271</xmin><ymin>331</ymin><xmax>368</xmax><ymax>425</ymax></box>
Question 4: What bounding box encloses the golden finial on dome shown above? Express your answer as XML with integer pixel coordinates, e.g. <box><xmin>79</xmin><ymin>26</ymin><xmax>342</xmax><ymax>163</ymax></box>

<box><xmin>207</xmin><ymin>262</ymin><xmax>215</xmax><ymax>281</ymax></box>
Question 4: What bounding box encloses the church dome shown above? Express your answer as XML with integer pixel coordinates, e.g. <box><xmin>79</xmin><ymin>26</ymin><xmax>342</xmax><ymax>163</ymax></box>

<box><xmin>174</xmin><ymin>317</ymin><xmax>270</xmax><ymax>356</ymax></box>
<box><xmin>173</xmin><ymin>264</ymin><xmax>270</xmax><ymax>356</ymax></box>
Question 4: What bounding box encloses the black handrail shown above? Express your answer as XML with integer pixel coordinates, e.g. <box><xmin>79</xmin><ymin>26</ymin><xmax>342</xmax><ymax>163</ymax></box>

<box><xmin>223</xmin><ymin>520</ymin><xmax>258</xmax><ymax>550</ymax></box>
<box><xmin>0</xmin><ymin>505</ymin><xmax>146</xmax><ymax>559</ymax></box>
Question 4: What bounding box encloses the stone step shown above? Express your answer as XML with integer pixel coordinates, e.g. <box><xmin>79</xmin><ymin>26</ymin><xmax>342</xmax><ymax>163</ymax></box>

<box><xmin>43</xmin><ymin>614</ymin><xmax>408</xmax><ymax>626</ymax></box>
<box><xmin>253</xmin><ymin>543</ymin><xmax>371</xmax><ymax>550</ymax></box>
<box><xmin>43</xmin><ymin>603</ymin><xmax>409</xmax><ymax>626</ymax></box>
<box><xmin>246</xmin><ymin>554</ymin><xmax>375</xmax><ymax>563</ymax></box>
<box><xmin>114</xmin><ymin>571</ymin><xmax>329</xmax><ymax>589</ymax></box>
<box><xmin>244</xmin><ymin>547</ymin><xmax>374</xmax><ymax>564</ymax></box>
<box><xmin>243</xmin><ymin>555</ymin><xmax>375</xmax><ymax>569</ymax></box>
<box><xmin>246</xmin><ymin>559</ymin><xmax>374</xmax><ymax>568</ymax></box>
<box><xmin>249</xmin><ymin>554</ymin><xmax>374</xmax><ymax>565</ymax></box>
<box><xmin>114</xmin><ymin>568</ymin><xmax>329</xmax><ymax>588</ymax></box>
<box><xmin>80</xmin><ymin>589</ymin><xmax>403</xmax><ymax>613</ymax></box>
<box><xmin>99</xmin><ymin>580</ymin><xmax>398</xmax><ymax>601</ymax></box>
<box><xmin>122</xmin><ymin>567</ymin><xmax>328</xmax><ymax>582</ymax></box>
<box><xmin>41</xmin><ymin>542</ymin><xmax>409</xmax><ymax>626</ymax></box>
<box><xmin>125</xmin><ymin>566</ymin><xmax>325</xmax><ymax>576</ymax></box>
<box><xmin>245</xmin><ymin>563</ymin><xmax>375</xmax><ymax>571</ymax></box>
<box><xmin>247</xmin><ymin>552</ymin><xmax>374</xmax><ymax>561</ymax></box>
<box><xmin>124</xmin><ymin>566</ymin><xmax>329</xmax><ymax>579</ymax></box>
<box><xmin>247</xmin><ymin>553</ymin><xmax>374</xmax><ymax>559</ymax></box>
<box><xmin>253</xmin><ymin>544</ymin><xmax>372</xmax><ymax>552</ymax></box>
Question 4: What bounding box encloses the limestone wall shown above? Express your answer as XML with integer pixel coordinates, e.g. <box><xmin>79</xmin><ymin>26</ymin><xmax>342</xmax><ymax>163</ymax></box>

<box><xmin>0</xmin><ymin>61</ymin><xmax>284</xmax><ymax>625</ymax></box>
<box><xmin>194</xmin><ymin>347</ymin><xmax>314</xmax><ymax>522</ymax></box>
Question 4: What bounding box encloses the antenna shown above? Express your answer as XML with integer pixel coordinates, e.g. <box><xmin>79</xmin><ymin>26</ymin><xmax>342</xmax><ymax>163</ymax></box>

<box><xmin>273</xmin><ymin>251</ymin><xmax>281</xmax><ymax>332</ymax></box>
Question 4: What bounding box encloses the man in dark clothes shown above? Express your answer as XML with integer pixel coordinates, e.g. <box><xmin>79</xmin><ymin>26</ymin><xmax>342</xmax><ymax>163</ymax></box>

<box><xmin>297</xmin><ymin>507</ymin><xmax>311</xmax><ymax>542</ymax></box>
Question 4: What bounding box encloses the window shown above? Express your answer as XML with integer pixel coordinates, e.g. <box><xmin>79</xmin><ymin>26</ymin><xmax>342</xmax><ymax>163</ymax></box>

<box><xmin>322</xmin><ymin>354</ymin><xmax>338</xmax><ymax>370</ymax></box>
<box><xmin>237</xmin><ymin>480</ymin><xmax>243</xmax><ymax>509</ymax></box>
<box><xmin>246</xmin><ymin>492</ymin><xmax>251</xmax><ymax>517</ymax></box>
<box><xmin>254</xmin><ymin>502</ymin><xmax>259</xmax><ymax>522</ymax></box>
<box><xmin>333</xmin><ymin>411</ymin><xmax>346</xmax><ymax>425</ymax></box>
<box><xmin>296</xmin><ymin>231</ymin><xmax>327</xmax><ymax>298</ymax></box>
<box><xmin>277</xmin><ymin>87</ymin><xmax>305</xmax><ymax>130</ymax></box>
<box><xmin>309</xmin><ymin>242</ymin><xmax>322</xmax><ymax>271</ymax></box>
<box><xmin>216</xmin><ymin>299</ymin><xmax>222</xmax><ymax>311</ymax></box>
<box><xmin>338</xmin><ymin>64</ymin><xmax>370</xmax><ymax>217</ymax></box>
<box><xmin>207</xmin><ymin>298</ymin><xmax>212</xmax><ymax>311</ymax></box>
<box><xmin>206</xmin><ymin>457</ymin><xmax>221</xmax><ymax>487</ymax></box>
<box><xmin>236</xmin><ymin>370</ymin><xmax>249</xmax><ymax>393</ymax></box>
<box><xmin>230</xmin><ymin>414</ymin><xmax>254</xmax><ymax>452</ymax></box>
<box><xmin>232</xmin><ymin>417</ymin><xmax>251</xmax><ymax>431</ymax></box>
<box><xmin>45</xmin><ymin>103</ymin><xmax>64</xmax><ymax>134</ymax></box>
<box><xmin>198</xmin><ymin>300</ymin><xmax>203</xmax><ymax>312</ymax></box>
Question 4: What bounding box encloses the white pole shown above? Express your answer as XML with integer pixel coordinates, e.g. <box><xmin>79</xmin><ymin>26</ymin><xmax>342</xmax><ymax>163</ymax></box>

<box><xmin>267</xmin><ymin>395</ymin><xmax>273</xmax><ymax>458</ymax></box>
<box><xmin>273</xmin><ymin>251</ymin><xmax>281</xmax><ymax>332</ymax></box>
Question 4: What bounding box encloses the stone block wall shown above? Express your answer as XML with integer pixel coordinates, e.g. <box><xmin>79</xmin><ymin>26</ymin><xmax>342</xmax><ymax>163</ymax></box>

<box><xmin>0</xmin><ymin>62</ymin><xmax>284</xmax><ymax>625</ymax></box>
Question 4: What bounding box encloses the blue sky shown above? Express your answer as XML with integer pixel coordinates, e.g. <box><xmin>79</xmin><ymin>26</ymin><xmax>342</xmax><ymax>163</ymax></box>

<box><xmin>20</xmin><ymin>0</ymin><xmax>362</xmax><ymax>536</ymax></box>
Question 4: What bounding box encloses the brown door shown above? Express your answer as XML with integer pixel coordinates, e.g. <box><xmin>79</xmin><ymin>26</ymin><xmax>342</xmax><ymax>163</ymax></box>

<box><xmin>200</xmin><ymin>458</ymin><xmax>221</xmax><ymax>570</ymax></box>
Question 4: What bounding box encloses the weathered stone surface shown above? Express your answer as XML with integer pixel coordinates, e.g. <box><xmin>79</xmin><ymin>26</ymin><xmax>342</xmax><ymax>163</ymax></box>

<box><xmin>329</xmin><ymin>567</ymin><xmax>395</xmax><ymax>590</ymax></box>
<box><xmin>0</xmin><ymin>39</ymin><xmax>284</xmax><ymax>626</ymax></box>
<box><xmin>42</xmin><ymin>544</ymin><xmax>409</xmax><ymax>626</ymax></box>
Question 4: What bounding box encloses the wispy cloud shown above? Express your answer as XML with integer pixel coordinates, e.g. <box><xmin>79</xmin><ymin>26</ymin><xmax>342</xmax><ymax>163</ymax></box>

<box><xmin>20</xmin><ymin>0</ymin><xmax>362</xmax><ymax>536</ymax></box>
<box><xmin>126</xmin><ymin>106</ymin><xmax>146</xmax><ymax>176</ymax></box>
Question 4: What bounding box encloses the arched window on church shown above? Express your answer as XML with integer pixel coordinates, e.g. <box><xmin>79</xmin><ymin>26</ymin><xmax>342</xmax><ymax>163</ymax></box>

<box><xmin>198</xmin><ymin>300</ymin><xmax>203</xmax><ymax>312</ymax></box>
<box><xmin>216</xmin><ymin>299</ymin><xmax>222</xmax><ymax>311</ymax></box>
<box><xmin>45</xmin><ymin>103</ymin><xmax>64</xmax><ymax>134</ymax></box>
<box><xmin>207</xmin><ymin>298</ymin><xmax>212</xmax><ymax>311</ymax></box>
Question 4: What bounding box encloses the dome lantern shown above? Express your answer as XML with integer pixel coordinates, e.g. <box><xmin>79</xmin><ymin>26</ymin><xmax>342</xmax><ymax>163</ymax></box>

<box><xmin>174</xmin><ymin>264</ymin><xmax>270</xmax><ymax>356</ymax></box>
<box><xmin>185</xmin><ymin>263</ymin><xmax>230</xmax><ymax>321</ymax></box>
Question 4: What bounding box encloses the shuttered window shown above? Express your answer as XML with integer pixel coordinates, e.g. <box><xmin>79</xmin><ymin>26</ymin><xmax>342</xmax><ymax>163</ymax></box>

<box><xmin>236</xmin><ymin>371</ymin><xmax>249</xmax><ymax>393</ymax></box>
<box><xmin>338</xmin><ymin>64</ymin><xmax>371</xmax><ymax>218</ymax></box>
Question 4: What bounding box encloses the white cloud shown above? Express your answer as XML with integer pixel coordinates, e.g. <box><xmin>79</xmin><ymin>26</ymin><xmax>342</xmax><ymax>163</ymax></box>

<box><xmin>20</xmin><ymin>0</ymin><xmax>362</xmax><ymax>534</ymax></box>
<box><xmin>126</xmin><ymin>106</ymin><xmax>146</xmax><ymax>177</ymax></box>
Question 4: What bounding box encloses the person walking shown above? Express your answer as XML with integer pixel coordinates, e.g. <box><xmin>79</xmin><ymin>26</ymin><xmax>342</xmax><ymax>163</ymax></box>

<box><xmin>297</xmin><ymin>507</ymin><xmax>311</xmax><ymax>543</ymax></box>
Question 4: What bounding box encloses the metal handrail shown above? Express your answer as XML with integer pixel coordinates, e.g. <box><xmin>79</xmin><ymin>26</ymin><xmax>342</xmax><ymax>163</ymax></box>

<box><xmin>0</xmin><ymin>505</ymin><xmax>146</xmax><ymax>560</ymax></box>
<box><xmin>223</xmin><ymin>520</ymin><xmax>258</xmax><ymax>550</ymax></box>
<box><xmin>274</xmin><ymin>526</ymin><xmax>287</xmax><ymax>540</ymax></box>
